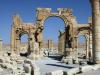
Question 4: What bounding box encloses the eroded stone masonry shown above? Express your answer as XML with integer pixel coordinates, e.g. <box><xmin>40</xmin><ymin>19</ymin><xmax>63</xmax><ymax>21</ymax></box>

<box><xmin>10</xmin><ymin>0</ymin><xmax>100</xmax><ymax>64</ymax></box>
<box><xmin>10</xmin><ymin>7</ymin><xmax>93</xmax><ymax>64</ymax></box>
<box><xmin>0</xmin><ymin>0</ymin><xmax>100</xmax><ymax>75</ymax></box>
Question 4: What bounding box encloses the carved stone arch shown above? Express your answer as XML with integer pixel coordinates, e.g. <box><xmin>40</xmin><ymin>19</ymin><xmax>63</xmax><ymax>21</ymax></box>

<box><xmin>36</xmin><ymin>8</ymin><xmax>74</xmax><ymax>27</ymax></box>
<box><xmin>36</xmin><ymin>8</ymin><xmax>76</xmax><ymax>49</ymax></box>
<box><xmin>77</xmin><ymin>29</ymin><xmax>90</xmax><ymax>59</ymax></box>
<box><xmin>78</xmin><ymin>33</ymin><xmax>89</xmax><ymax>42</ymax></box>
<box><xmin>11</xmin><ymin>14</ymin><xmax>37</xmax><ymax>56</ymax></box>
<box><xmin>76</xmin><ymin>29</ymin><xmax>89</xmax><ymax>36</ymax></box>
<box><xmin>18</xmin><ymin>30</ymin><xmax>29</xmax><ymax>39</ymax></box>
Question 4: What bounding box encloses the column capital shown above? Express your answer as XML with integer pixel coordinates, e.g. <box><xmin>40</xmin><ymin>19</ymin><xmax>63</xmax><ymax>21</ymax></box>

<box><xmin>90</xmin><ymin>0</ymin><xmax>100</xmax><ymax>4</ymax></box>
<box><xmin>95</xmin><ymin>0</ymin><xmax>100</xmax><ymax>2</ymax></box>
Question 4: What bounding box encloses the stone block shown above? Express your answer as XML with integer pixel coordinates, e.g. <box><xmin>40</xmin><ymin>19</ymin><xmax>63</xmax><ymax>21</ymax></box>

<box><xmin>81</xmin><ymin>65</ymin><xmax>94</xmax><ymax>72</ymax></box>
<box><xmin>23</xmin><ymin>59</ymin><xmax>40</xmax><ymax>75</ymax></box>
<box><xmin>92</xmin><ymin>64</ymin><xmax>100</xmax><ymax>70</ymax></box>
<box><xmin>31</xmin><ymin>63</ymin><xmax>40</xmax><ymax>75</ymax></box>
<box><xmin>0</xmin><ymin>68</ymin><xmax>3</xmax><ymax>72</ymax></box>
<box><xmin>66</xmin><ymin>68</ymin><xmax>79</xmax><ymax>75</ymax></box>
<box><xmin>23</xmin><ymin>64</ymin><xmax>31</xmax><ymax>73</ymax></box>
<box><xmin>0</xmin><ymin>58</ymin><xmax>3</xmax><ymax>63</ymax></box>
<box><xmin>46</xmin><ymin>70</ymin><xmax>63</xmax><ymax>75</ymax></box>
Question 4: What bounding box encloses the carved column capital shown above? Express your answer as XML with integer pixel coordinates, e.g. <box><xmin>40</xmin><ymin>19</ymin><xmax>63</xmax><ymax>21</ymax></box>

<box><xmin>94</xmin><ymin>0</ymin><xmax>100</xmax><ymax>2</ymax></box>
<box><xmin>90</xmin><ymin>0</ymin><xmax>100</xmax><ymax>4</ymax></box>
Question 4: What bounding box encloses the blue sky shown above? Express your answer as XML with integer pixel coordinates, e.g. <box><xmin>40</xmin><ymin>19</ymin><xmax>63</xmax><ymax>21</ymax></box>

<box><xmin>0</xmin><ymin>0</ymin><xmax>91</xmax><ymax>44</ymax></box>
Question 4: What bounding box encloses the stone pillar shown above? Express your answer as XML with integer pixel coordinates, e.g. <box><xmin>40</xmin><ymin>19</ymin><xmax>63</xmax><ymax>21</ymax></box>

<box><xmin>91</xmin><ymin>0</ymin><xmax>100</xmax><ymax>63</ymax></box>
<box><xmin>89</xmin><ymin>33</ymin><xmax>93</xmax><ymax>61</ymax></box>
<box><xmin>74</xmin><ymin>36</ymin><xmax>78</xmax><ymax>51</ymax></box>
<box><xmin>76</xmin><ymin>36</ymin><xmax>78</xmax><ymax>51</ymax></box>
<box><xmin>48</xmin><ymin>39</ymin><xmax>53</xmax><ymax>50</ymax></box>
<box><xmin>11</xmin><ymin>27</ymin><xmax>15</xmax><ymax>55</ymax></box>
<box><xmin>0</xmin><ymin>38</ymin><xmax>3</xmax><ymax>54</ymax></box>
<box><xmin>86</xmin><ymin>35</ymin><xmax>89</xmax><ymax>59</ymax></box>
<box><xmin>64</xmin><ymin>27</ymin><xmax>67</xmax><ymax>56</ymax></box>
<box><xmin>73</xmin><ymin>36</ymin><xmax>78</xmax><ymax>58</ymax></box>
<box><xmin>58</xmin><ymin>31</ymin><xmax>65</xmax><ymax>54</ymax></box>
<box><xmin>16</xmin><ymin>38</ymin><xmax>20</xmax><ymax>55</ymax></box>
<box><xmin>29</xmin><ymin>33</ymin><xmax>34</xmax><ymax>52</ymax></box>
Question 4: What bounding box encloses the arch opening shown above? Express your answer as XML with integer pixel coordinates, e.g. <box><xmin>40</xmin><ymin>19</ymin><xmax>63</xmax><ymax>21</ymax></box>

<box><xmin>43</xmin><ymin>16</ymin><xmax>66</xmax><ymax>55</ymax></box>
<box><xmin>19</xmin><ymin>34</ymin><xmax>30</xmax><ymax>57</ymax></box>
<box><xmin>77</xmin><ymin>35</ymin><xmax>87</xmax><ymax>59</ymax></box>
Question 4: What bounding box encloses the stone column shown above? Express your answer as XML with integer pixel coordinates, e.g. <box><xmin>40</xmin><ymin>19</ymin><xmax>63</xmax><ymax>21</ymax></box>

<box><xmin>89</xmin><ymin>33</ymin><xmax>93</xmax><ymax>61</ymax></box>
<box><xmin>11</xmin><ymin>27</ymin><xmax>18</xmax><ymax>56</ymax></box>
<box><xmin>28</xmin><ymin>35</ymin><xmax>34</xmax><ymax>53</ymax></box>
<box><xmin>64</xmin><ymin>26</ymin><xmax>67</xmax><ymax>56</ymax></box>
<box><xmin>73</xmin><ymin>36</ymin><xmax>78</xmax><ymax>58</ymax></box>
<box><xmin>0</xmin><ymin>38</ymin><xmax>3</xmax><ymax>54</ymax></box>
<box><xmin>91</xmin><ymin>0</ymin><xmax>100</xmax><ymax>63</ymax></box>
<box><xmin>16</xmin><ymin>38</ymin><xmax>20</xmax><ymax>55</ymax></box>
<box><xmin>86</xmin><ymin>35</ymin><xmax>89</xmax><ymax>60</ymax></box>
<box><xmin>74</xmin><ymin>36</ymin><xmax>78</xmax><ymax>51</ymax></box>
<box><xmin>48</xmin><ymin>39</ymin><xmax>53</xmax><ymax>50</ymax></box>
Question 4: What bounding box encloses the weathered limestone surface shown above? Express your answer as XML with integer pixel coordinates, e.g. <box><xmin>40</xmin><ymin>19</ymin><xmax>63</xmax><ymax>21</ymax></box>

<box><xmin>23</xmin><ymin>59</ymin><xmax>40</xmax><ymax>75</ymax></box>
<box><xmin>46</xmin><ymin>70</ymin><xmax>63</xmax><ymax>75</ymax></box>
<box><xmin>11</xmin><ymin>14</ymin><xmax>43</xmax><ymax>58</ymax></box>
<box><xmin>90</xmin><ymin>0</ymin><xmax>100</xmax><ymax>63</ymax></box>
<box><xmin>9</xmin><ymin>8</ymin><xmax>95</xmax><ymax>64</ymax></box>
<box><xmin>58</xmin><ymin>31</ymin><xmax>65</xmax><ymax>54</ymax></box>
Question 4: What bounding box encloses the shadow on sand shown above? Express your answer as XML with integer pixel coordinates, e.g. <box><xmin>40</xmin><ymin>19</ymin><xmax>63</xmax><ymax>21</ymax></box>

<box><xmin>48</xmin><ymin>55</ymin><xmax>63</xmax><ymax>61</ymax></box>
<box><xmin>46</xmin><ymin>64</ymin><xmax>74</xmax><ymax>69</ymax></box>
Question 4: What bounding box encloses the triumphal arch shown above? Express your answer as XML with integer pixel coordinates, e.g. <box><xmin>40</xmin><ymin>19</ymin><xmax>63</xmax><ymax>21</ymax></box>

<box><xmin>11</xmin><ymin>8</ymin><xmax>78</xmax><ymax>57</ymax></box>
<box><xmin>36</xmin><ymin>8</ymin><xmax>78</xmax><ymax>56</ymax></box>
<box><xmin>11</xmin><ymin>7</ymin><xmax>94</xmax><ymax>64</ymax></box>
<box><xmin>11</xmin><ymin>14</ymin><xmax>43</xmax><ymax>55</ymax></box>
<box><xmin>9</xmin><ymin>0</ymin><xmax>100</xmax><ymax>64</ymax></box>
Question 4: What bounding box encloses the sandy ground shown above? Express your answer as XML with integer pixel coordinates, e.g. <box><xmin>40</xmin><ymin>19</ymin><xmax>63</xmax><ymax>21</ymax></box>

<box><xmin>34</xmin><ymin>57</ymin><xmax>79</xmax><ymax>75</ymax></box>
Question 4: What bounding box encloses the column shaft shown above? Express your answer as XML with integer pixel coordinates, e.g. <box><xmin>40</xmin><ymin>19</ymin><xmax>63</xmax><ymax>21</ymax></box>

<box><xmin>92</xmin><ymin>0</ymin><xmax>100</xmax><ymax>63</ymax></box>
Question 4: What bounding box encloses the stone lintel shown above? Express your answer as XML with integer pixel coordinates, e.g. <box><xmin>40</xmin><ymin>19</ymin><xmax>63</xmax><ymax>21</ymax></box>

<box><xmin>57</xmin><ymin>8</ymin><xmax>72</xmax><ymax>11</ymax></box>
<box><xmin>37</xmin><ymin>8</ymin><xmax>51</xmax><ymax>11</ymax></box>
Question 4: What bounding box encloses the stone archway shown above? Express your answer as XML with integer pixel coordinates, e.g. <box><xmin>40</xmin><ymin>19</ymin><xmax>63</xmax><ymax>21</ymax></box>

<box><xmin>77</xmin><ymin>34</ymin><xmax>89</xmax><ymax>59</ymax></box>
<box><xmin>43</xmin><ymin>16</ymin><xmax>65</xmax><ymax>51</ymax></box>
<box><xmin>76</xmin><ymin>26</ymin><xmax>92</xmax><ymax>60</ymax></box>
<box><xmin>11</xmin><ymin>14</ymin><xmax>37</xmax><ymax>56</ymax></box>
<box><xmin>36</xmin><ymin>8</ymin><xmax>78</xmax><ymax>56</ymax></box>
<box><xmin>18</xmin><ymin>32</ymin><xmax>30</xmax><ymax>56</ymax></box>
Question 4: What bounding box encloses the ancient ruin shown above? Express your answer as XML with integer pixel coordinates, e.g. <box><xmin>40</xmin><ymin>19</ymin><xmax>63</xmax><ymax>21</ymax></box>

<box><xmin>0</xmin><ymin>0</ymin><xmax>100</xmax><ymax>75</ymax></box>
<box><xmin>11</xmin><ymin>8</ymin><xmax>77</xmax><ymax>58</ymax></box>
<box><xmin>10</xmin><ymin>1</ymin><xmax>100</xmax><ymax>63</ymax></box>
<box><xmin>11</xmin><ymin>14</ymin><xmax>43</xmax><ymax>57</ymax></box>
